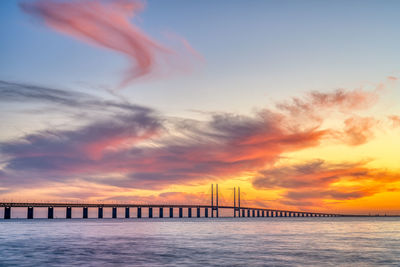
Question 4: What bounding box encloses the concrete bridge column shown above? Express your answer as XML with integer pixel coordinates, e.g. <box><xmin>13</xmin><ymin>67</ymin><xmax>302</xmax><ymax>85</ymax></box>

<box><xmin>205</xmin><ymin>208</ymin><xmax>208</xmax><ymax>218</ymax></box>
<box><xmin>66</xmin><ymin>207</ymin><xmax>72</xmax><ymax>219</ymax></box>
<box><xmin>188</xmin><ymin>208</ymin><xmax>192</xmax><ymax>218</ymax></box>
<box><xmin>159</xmin><ymin>207</ymin><xmax>163</xmax><ymax>218</ymax></box>
<box><xmin>137</xmin><ymin>207</ymin><xmax>142</xmax><ymax>218</ymax></box>
<box><xmin>27</xmin><ymin>207</ymin><xmax>34</xmax><ymax>219</ymax></box>
<box><xmin>247</xmin><ymin>209</ymin><xmax>250</xmax><ymax>217</ymax></box>
<box><xmin>257</xmin><ymin>210</ymin><xmax>260</xmax><ymax>217</ymax></box>
<box><xmin>98</xmin><ymin>207</ymin><xmax>103</xmax><ymax>219</ymax></box>
<box><xmin>83</xmin><ymin>207</ymin><xmax>88</xmax><ymax>219</ymax></box>
<box><xmin>285</xmin><ymin>212</ymin><xmax>287</xmax><ymax>217</ymax></box>
<box><xmin>4</xmin><ymin>207</ymin><xmax>11</xmax><ymax>219</ymax></box>
<box><xmin>170</xmin><ymin>207</ymin><xmax>174</xmax><ymax>218</ymax></box>
<box><xmin>179</xmin><ymin>208</ymin><xmax>183</xmax><ymax>218</ymax></box>
<box><xmin>125</xmin><ymin>207</ymin><xmax>130</xmax><ymax>218</ymax></box>
<box><xmin>48</xmin><ymin>207</ymin><xmax>54</xmax><ymax>219</ymax></box>
<box><xmin>149</xmin><ymin>207</ymin><xmax>153</xmax><ymax>218</ymax></box>
<box><xmin>112</xmin><ymin>207</ymin><xmax>117</xmax><ymax>219</ymax></box>
<box><xmin>252</xmin><ymin>210</ymin><xmax>255</xmax><ymax>217</ymax></box>
<box><xmin>197</xmin><ymin>207</ymin><xmax>200</xmax><ymax>218</ymax></box>
<box><xmin>262</xmin><ymin>210</ymin><xmax>265</xmax><ymax>217</ymax></box>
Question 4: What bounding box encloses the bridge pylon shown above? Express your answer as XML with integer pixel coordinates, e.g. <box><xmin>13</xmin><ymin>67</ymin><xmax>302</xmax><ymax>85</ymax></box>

<box><xmin>234</xmin><ymin>187</ymin><xmax>241</xmax><ymax>217</ymax></box>
<box><xmin>211</xmin><ymin>184</ymin><xmax>219</xmax><ymax>217</ymax></box>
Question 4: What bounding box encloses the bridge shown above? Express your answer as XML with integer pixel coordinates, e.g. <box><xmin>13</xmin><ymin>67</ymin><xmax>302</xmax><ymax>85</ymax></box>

<box><xmin>0</xmin><ymin>184</ymin><xmax>344</xmax><ymax>219</ymax></box>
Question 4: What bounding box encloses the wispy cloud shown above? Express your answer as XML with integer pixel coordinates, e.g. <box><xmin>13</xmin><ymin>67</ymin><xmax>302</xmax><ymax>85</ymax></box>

<box><xmin>20</xmin><ymin>0</ymin><xmax>199</xmax><ymax>88</ymax></box>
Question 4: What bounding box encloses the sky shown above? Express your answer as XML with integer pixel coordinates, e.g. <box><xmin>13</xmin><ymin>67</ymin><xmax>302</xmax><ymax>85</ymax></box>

<box><xmin>1</xmin><ymin>0</ymin><xmax>400</xmax><ymax>215</ymax></box>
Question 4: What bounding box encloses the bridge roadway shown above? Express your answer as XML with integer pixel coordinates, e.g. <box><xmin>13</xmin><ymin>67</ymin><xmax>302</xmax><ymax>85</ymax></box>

<box><xmin>0</xmin><ymin>202</ymin><xmax>345</xmax><ymax>219</ymax></box>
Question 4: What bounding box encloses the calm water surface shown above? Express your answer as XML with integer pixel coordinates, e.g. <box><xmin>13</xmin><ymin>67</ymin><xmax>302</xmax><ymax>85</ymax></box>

<box><xmin>0</xmin><ymin>217</ymin><xmax>399</xmax><ymax>266</ymax></box>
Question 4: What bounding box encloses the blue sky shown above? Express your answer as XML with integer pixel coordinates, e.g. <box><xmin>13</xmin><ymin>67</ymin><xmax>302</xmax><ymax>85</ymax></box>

<box><xmin>1</xmin><ymin>0</ymin><xmax>400</xmax><ymax>116</ymax></box>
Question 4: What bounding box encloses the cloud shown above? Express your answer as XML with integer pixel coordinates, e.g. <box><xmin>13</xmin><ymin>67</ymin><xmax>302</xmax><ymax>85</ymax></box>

<box><xmin>253</xmin><ymin>159</ymin><xmax>400</xmax><ymax>206</ymax></box>
<box><xmin>388</xmin><ymin>115</ymin><xmax>400</xmax><ymax>128</ymax></box>
<box><xmin>0</xmin><ymin>80</ymin><xmax>387</xmax><ymax>202</ymax></box>
<box><xmin>20</xmin><ymin>0</ymin><xmax>199</xmax><ymax>88</ymax></box>
<box><xmin>0</xmin><ymin>80</ymin><xmax>152</xmax><ymax>114</ymax></box>
<box><xmin>277</xmin><ymin>88</ymin><xmax>377</xmax><ymax>119</ymax></box>
<box><xmin>341</xmin><ymin>116</ymin><xmax>379</xmax><ymax>146</ymax></box>
<box><xmin>0</xmin><ymin>95</ymin><xmax>327</xmax><ymax>190</ymax></box>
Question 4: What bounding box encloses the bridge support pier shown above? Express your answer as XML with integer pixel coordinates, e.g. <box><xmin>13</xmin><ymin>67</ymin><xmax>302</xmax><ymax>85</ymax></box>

<box><xmin>242</xmin><ymin>209</ymin><xmax>245</xmax><ymax>217</ymax></box>
<box><xmin>27</xmin><ymin>207</ymin><xmax>34</xmax><ymax>219</ymax></box>
<box><xmin>179</xmin><ymin>207</ymin><xmax>183</xmax><ymax>218</ymax></box>
<box><xmin>159</xmin><ymin>207</ymin><xmax>163</xmax><ymax>218</ymax></box>
<box><xmin>262</xmin><ymin>210</ymin><xmax>265</xmax><ymax>217</ymax></box>
<box><xmin>83</xmin><ymin>207</ymin><xmax>88</xmax><ymax>219</ymax></box>
<box><xmin>149</xmin><ymin>207</ymin><xmax>153</xmax><ymax>218</ymax></box>
<box><xmin>188</xmin><ymin>208</ymin><xmax>192</xmax><ymax>218</ymax></box>
<box><xmin>170</xmin><ymin>207</ymin><xmax>173</xmax><ymax>218</ymax></box>
<box><xmin>112</xmin><ymin>207</ymin><xmax>117</xmax><ymax>219</ymax></box>
<box><xmin>257</xmin><ymin>210</ymin><xmax>260</xmax><ymax>217</ymax></box>
<box><xmin>125</xmin><ymin>207</ymin><xmax>130</xmax><ymax>218</ymax></box>
<box><xmin>4</xmin><ymin>207</ymin><xmax>11</xmax><ymax>219</ymax></box>
<box><xmin>197</xmin><ymin>207</ymin><xmax>200</xmax><ymax>218</ymax></box>
<box><xmin>205</xmin><ymin>208</ymin><xmax>208</xmax><ymax>218</ymax></box>
<box><xmin>98</xmin><ymin>207</ymin><xmax>103</xmax><ymax>219</ymax></box>
<box><xmin>137</xmin><ymin>207</ymin><xmax>142</xmax><ymax>218</ymax></box>
<box><xmin>252</xmin><ymin>210</ymin><xmax>255</xmax><ymax>217</ymax></box>
<box><xmin>48</xmin><ymin>207</ymin><xmax>54</xmax><ymax>219</ymax></box>
<box><xmin>66</xmin><ymin>207</ymin><xmax>72</xmax><ymax>219</ymax></box>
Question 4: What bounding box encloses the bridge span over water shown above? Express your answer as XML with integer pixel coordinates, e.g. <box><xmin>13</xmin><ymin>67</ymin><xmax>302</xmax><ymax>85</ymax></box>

<box><xmin>0</xmin><ymin>185</ymin><xmax>346</xmax><ymax>219</ymax></box>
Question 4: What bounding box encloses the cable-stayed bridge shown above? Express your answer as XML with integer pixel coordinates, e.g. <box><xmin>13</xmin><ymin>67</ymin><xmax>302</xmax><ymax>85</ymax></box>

<box><xmin>0</xmin><ymin>184</ymin><xmax>349</xmax><ymax>219</ymax></box>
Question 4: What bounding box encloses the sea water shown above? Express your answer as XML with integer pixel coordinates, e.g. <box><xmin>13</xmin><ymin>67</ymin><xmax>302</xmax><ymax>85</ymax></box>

<box><xmin>0</xmin><ymin>217</ymin><xmax>399</xmax><ymax>266</ymax></box>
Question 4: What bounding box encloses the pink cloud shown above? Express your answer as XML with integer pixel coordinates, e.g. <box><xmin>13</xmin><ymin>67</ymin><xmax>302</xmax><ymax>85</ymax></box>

<box><xmin>20</xmin><ymin>0</ymin><xmax>198</xmax><ymax>88</ymax></box>
<box><xmin>342</xmin><ymin>116</ymin><xmax>379</xmax><ymax>146</ymax></box>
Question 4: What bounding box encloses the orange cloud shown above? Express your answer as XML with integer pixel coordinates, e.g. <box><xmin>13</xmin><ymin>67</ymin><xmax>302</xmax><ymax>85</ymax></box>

<box><xmin>388</xmin><ymin>115</ymin><xmax>400</xmax><ymax>128</ymax></box>
<box><xmin>253</xmin><ymin>159</ymin><xmax>400</xmax><ymax>207</ymax></box>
